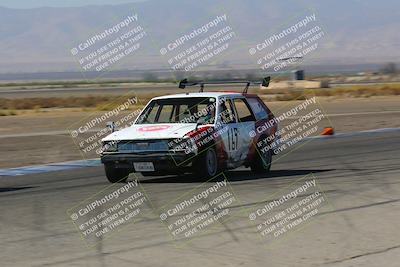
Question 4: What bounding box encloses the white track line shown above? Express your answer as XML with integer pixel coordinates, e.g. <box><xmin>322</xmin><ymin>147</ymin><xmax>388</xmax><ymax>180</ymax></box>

<box><xmin>0</xmin><ymin>159</ymin><xmax>100</xmax><ymax>177</ymax></box>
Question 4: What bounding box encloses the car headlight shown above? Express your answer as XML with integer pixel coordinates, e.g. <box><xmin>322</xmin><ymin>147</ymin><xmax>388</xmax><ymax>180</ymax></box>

<box><xmin>169</xmin><ymin>137</ymin><xmax>198</xmax><ymax>154</ymax></box>
<box><xmin>187</xmin><ymin>137</ymin><xmax>198</xmax><ymax>154</ymax></box>
<box><xmin>102</xmin><ymin>141</ymin><xmax>118</xmax><ymax>152</ymax></box>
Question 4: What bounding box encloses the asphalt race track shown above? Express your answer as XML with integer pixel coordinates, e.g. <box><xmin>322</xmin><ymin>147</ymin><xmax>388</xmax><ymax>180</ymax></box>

<box><xmin>1</xmin><ymin>131</ymin><xmax>399</xmax><ymax>267</ymax></box>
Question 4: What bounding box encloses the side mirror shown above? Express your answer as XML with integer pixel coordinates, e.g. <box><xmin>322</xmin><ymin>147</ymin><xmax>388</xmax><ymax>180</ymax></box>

<box><xmin>106</xmin><ymin>121</ymin><xmax>116</xmax><ymax>133</ymax></box>
<box><xmin>195</xmin><ymin>117</ymin><xmax>207</xmax><ymax>130</ymax></box>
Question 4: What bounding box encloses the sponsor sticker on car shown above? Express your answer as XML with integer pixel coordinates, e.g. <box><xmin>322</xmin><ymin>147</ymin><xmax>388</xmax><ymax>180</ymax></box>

<box><xmin>138</xmin><ymin>125</ymin><xmax>171</xmax><ymax>132</ymax></box>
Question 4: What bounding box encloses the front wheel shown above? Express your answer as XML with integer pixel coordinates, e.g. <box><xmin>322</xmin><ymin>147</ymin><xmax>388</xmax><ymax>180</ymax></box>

<box><xmin>104</xmin><ymin>164</ymin><xmax>130</xmax><ymax>183</ymax></box>
<box><xmin>251</xmin><ymin>146</ymin><xmax>272</xmax><ymax>173</ymax></box>
<box><xmin>193</xmin><ymin>147</ymin><xmax>219</xmax><ymax>179</ymax></box>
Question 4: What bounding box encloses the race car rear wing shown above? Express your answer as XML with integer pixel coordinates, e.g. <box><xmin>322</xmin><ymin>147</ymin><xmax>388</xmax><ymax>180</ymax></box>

<box><xmin>178</xmin><ymin>76</ymin><xmax>271</xmax><ymax>93</ymax></box>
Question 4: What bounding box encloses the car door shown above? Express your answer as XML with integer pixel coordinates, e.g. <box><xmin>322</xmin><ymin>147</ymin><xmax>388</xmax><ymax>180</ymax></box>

<box><xmin>217</xmin><ymin>97</ymin><xmax>241</xmax><ymax>166</ymax></box>
<box><xmin>231</xmin><ymin>97</ymin><xmax>256</xmax><ymax>162</ymax></box>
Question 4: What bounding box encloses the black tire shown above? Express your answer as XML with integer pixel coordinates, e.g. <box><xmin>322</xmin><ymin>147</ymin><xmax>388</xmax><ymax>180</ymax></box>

<box><xmin>251</xmin><ymin>140</ymin><xmax>272</xmax><ymax>173</ymax></box>
<box><xmin>193</xmin><ymin>146</ymin><xmax>219</xmax><ymax>179</ymax></box>
<box><xmin>104</xmin><ymin>164</ymin><xmax>130</xmax><ymax>183</ymax></box>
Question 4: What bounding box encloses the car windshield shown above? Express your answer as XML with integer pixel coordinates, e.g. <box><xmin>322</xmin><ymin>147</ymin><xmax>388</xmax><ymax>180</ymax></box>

<box><xmin>136</xmin><ymin>97</ymin><xmax>216</xmax><ymax>124</ymax></box>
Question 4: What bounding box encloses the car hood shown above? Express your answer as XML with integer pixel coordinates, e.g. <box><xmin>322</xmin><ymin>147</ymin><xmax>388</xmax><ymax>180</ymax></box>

<box><xmin>102</xmin><ymin>123</ymin><xmax>200</xmax><ymax>141</ymax></box>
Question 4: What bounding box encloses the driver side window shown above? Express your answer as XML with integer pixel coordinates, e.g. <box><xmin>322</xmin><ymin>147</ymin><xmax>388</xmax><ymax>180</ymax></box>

<box><xmin>219</xmin><ymin>99</ymin><xmax>236</xmax><ymax>124</ymax></box>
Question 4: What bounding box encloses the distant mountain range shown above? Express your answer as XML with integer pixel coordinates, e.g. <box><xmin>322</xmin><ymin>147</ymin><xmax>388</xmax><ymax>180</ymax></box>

<box><xmin>0</xmin><ymin>0</ymin><xmax>399</xmax><ymax>73</ymax></box>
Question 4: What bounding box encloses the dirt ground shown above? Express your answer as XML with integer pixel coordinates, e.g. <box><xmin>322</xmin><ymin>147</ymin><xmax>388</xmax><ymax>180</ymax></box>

<box><xmin>1</xmin><ymin>96</ymin><xmax>400</xmax><ymax>168</ymax></box>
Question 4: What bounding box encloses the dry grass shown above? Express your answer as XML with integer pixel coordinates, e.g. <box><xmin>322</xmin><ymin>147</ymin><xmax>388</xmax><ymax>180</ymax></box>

<box><xmin>0</xmin><ymin>110</ymin><xmax>17</xmax><ymax>116</ymax></box>
<box><xmin>0</xmin><ymin>96</ymin><xmax>113</xmax><ymax>110</ymax></box>
<box><xmin>0</xmin><ymin>95</ymin><xmax>152</xmax><ymax>110</ymax></box>
<box><xmin>308</xmin><ymin>84</ymin><xmax>400</xmax><ymax>97</ymax></box>
<box><xmin>0</xmin><ymin>84</ymin><xmax>399</xmax><ymax>116</ymax></box>
<box><xmin>267</xmin><ymin>84</ymin><xmax>400</xmax><ymax>101</ymax></box>
<box><xmin>275</xmin><ymin>91</ymin><xmax>307</xmax><ymax>101</ymax></box>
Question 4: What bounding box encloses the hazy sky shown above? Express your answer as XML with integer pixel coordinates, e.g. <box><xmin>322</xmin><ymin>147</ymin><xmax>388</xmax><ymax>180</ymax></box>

<box><xmin>0</xmin><ymin>0</ymin><xmax>146</xmax><ymax>9</ymax></box>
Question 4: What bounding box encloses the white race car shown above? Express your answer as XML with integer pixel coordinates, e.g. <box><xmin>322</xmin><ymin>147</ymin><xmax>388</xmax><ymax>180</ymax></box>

<box><xmin>101</xmin><ymin>78</ymin><xmax>279</xmax><ymax>183</ymax></box>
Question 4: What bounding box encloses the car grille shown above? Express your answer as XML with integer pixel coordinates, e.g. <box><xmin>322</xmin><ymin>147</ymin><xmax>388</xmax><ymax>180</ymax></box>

<box><xmin>117</xmin><ymin>140</ymin><xmax>170</xmax><ymax>152</ymax></box>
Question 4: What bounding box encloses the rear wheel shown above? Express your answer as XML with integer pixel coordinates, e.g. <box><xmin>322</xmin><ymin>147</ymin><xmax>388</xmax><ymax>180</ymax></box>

<box><xmin>251</xmin><ymin>142</ymin><xmax>272</xmax><ymax>173</ymax></box>
<box><xmin>193</xmin><ymin>146</ymin><xmax>219</xmax><ymax>179</ymax></box>
<box><xmin>104</xmin><ymin>164</ymin><xmax>130</xmax><ymax>183</ymax></box>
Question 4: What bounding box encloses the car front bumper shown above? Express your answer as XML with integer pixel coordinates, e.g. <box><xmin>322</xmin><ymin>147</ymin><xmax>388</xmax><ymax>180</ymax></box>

<box><xmin>100</xmin><ymin>152</ymin><xmax>195</xmax><ymax>172</ymax></box>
